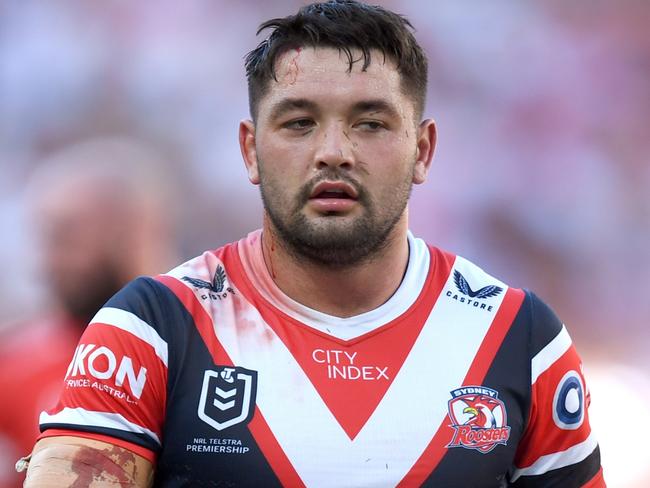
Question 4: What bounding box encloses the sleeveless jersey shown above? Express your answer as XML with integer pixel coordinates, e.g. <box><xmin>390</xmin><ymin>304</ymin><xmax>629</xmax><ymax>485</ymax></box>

<box><xmin>40</xmin><ymin>230</ymin><xmax>604</xmax><ymax>487</ymax></box>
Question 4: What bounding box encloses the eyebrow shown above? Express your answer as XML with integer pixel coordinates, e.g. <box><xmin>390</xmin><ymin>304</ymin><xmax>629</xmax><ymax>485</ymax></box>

<box><xmin>268</xmin><ymin>98</ymin><xmax>319</xmax><ymax>121</ymax></box>
<box><xmin>267</xmin><ymin>97</ymin><xmax>402</xmax><ymax>122</ymax></box>
<box><xmin>350</xmin><ymin>99</ymin><xmax>401</xmax><ymax>119</ymax></box>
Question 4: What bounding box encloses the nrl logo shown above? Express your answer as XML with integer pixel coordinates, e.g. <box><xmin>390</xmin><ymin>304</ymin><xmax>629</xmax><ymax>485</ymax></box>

<box><xmin>446</xmin><ymin>386</ymin><xmax>511</xmax><ymax>454</ymax></box>
<box><xmin>182</xmin><ymin>265</ymin><xmax>235</xmax><ymax>301</ymax></box>
<box><xmin>197</xmin><ymin>366</ymin><xmax>257</xmax><ymax>431</ymax></box>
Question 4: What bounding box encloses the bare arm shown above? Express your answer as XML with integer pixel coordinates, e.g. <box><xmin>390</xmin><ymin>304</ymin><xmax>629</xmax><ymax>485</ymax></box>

<box><xmin>21</xmin><ymin>436</ymin><xmax>154</xmax><ymax>487</ymax></box>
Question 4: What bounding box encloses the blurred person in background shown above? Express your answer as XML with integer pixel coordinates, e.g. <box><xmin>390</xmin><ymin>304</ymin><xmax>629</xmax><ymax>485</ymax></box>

<box><xmin>0</xmin><ymin>137</ymin><xmax>180</xmax><ymax>488</ymax></box>
<box><xmin>20</xmin><ymin>1</ymin><xmax>604</xmax><ymax>486</ymax></box>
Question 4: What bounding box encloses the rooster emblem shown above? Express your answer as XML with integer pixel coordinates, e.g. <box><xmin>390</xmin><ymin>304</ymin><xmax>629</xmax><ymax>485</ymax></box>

<box><xmin>182</xmin><ymin>265</ymin><xmax>227</xmax><ymax>293</ymax></box>
<box><xmin>447</xmin><ymin>386</ymin><xmax>511</xmax><ymax>453</ymax></box>
<box><xmin>453</xmin><ymin>271</ymin><xmax>503</xmax><ymax>299</ymax></box>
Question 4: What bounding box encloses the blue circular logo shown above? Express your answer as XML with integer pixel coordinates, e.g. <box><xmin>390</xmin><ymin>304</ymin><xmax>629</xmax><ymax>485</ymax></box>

<box><xmin>552</xmin><ymin>370</ymin><xmax>584</xmax><ymax>430</ymax></box>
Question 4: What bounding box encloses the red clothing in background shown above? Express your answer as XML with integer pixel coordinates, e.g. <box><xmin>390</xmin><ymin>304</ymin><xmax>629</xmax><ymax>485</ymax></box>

<box><xmin>0</xmin><ymin>316</ymin><xmax>80</xmax><ymax>488</ymax></box>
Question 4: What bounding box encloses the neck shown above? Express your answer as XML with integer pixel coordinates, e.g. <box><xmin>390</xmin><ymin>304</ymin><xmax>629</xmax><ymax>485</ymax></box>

<box><xmin>261</xmin><ymin>213</ymin><xmax>410</xmax><ymax>318</ymax></box>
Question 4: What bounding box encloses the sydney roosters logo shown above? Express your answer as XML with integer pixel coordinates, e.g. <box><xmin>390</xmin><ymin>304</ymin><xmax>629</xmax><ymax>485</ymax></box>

<box><xmin>446</xmin><ymin>386</ymin><xmax>511</xmax><ymax>454</ymax></box>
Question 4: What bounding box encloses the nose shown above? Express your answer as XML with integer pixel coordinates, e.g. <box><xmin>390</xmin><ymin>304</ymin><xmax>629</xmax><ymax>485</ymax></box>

<box><xmin>313</xmin><ymin>123</ymin><xmax>354</xmax><ymax>170</ymax></box>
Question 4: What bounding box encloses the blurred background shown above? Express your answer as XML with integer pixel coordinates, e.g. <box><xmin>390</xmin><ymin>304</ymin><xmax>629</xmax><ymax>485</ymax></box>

<box><xmin>0</xmin><ymin>1</ymin><xmax>648</xmax><ymax>486</ymax></box>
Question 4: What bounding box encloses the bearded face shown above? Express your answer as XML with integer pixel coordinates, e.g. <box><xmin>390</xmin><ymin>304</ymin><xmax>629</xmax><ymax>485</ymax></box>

<box><xmin>246</xmin><ymin>48</ymin><xmax>427</xmax><ymax>268</ymax></box>
<box><xmin>258</xmin><ymin>163</ymin><xmax>414</xmax><ymax>267</ymax></box>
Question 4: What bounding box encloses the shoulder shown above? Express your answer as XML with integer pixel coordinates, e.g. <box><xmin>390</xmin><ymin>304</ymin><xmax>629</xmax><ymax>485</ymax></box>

<box><xmin>435</xmin><ymin>246</ymin><xmax>563</xmax><ymax>329</ymax></box>
<box><xmin>106</xmin><ymin>240</ymin><xmax>239</xmax><ymax>319</ymax></box>
<box><xmin>429</xmin><ymin>246</ymin><xmax>568</xmax><ymax>358</ymax></box>
<box><xmin>432</xmin><ymin>246</ymin><xmax>519</xmax><ymax>313</ymax></box>
<box><xmin>523</xmin><ymin>291</ymin><xmax>565</xmax><ymax>356</ymax></box>
<box><xmin>85</xmin><ymin>237</ymin><xmax>244</xmax><ymax>347</ymax></box>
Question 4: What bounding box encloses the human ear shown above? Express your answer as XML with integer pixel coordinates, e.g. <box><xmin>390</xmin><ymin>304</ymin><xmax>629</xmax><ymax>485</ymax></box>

<box><xmin>413</xmin><ymin>119</ymin><xmax>436</xmax><ymax>185</ymax></box>
<box><xmin>239</xmin><ymin>120</ymin><xmax>260</xmax><ymax>185</ymax></box>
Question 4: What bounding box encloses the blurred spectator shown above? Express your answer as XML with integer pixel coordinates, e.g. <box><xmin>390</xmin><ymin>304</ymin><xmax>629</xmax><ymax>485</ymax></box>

<box><xmin>0</xmin><ymin>137</ymin><xmax>181</xmax><ymax>487</ymax></box>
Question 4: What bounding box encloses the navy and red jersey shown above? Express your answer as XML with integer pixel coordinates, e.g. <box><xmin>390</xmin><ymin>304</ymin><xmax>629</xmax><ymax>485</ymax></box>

<box><xmin>40</xmin><ymin>230</ymin><xmax>604</xmax><ymax>487</ymax></box>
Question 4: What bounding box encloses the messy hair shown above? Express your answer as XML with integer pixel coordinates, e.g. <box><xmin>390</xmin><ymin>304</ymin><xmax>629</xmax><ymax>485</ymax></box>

<box><xmin>245</xmin><ymin>0</ymin><xmax>428</xmax><ymax>120</ymax></box>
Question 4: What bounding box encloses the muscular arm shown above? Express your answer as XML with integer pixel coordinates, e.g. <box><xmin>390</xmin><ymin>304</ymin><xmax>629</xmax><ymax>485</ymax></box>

<box><xmin>22</xmin><ymin>436</ymin><xmax>154</xmax><ymax>487</ymax></box>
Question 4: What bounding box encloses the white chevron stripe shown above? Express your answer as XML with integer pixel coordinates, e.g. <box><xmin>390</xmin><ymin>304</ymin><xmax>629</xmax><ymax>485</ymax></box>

<box><xmin>215</xmin><ymin>387</ymin><xmax>237</xmax><ymax>399</ymax></box>
<box><xmin>91</xmin><ymin>307</ymin><xmax>168</xmax><ymax>367</ymax></box>
<box><xmin>531</xmin><ymin>325</ymin><xmax>571</xmax><ymax>385</ymax></box>
<box><xmin>40</xmin><ymin>407</ymin><xmax>161</xmax><ymax>445</ymax></box>
<box><xmin>510</xmin><ymin>431</ymin><xmax>598</xmax><ymax>481</ymax></box>
<box><xmin>170</xmin><ymin>251</ymin><xmax>510</xmax><ymax>487</ymax></box>
<box><xmin>213</xmin><ymin>399</ymin><xmax>236</xmax><ymax>411</ymax></box>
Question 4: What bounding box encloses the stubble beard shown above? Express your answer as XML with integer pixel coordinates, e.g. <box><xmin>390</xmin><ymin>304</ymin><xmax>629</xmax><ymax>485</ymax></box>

<box><xmin>259</xmin><ymin>165</ymin><xmax>414</xmax><ymax>268</ymax></box>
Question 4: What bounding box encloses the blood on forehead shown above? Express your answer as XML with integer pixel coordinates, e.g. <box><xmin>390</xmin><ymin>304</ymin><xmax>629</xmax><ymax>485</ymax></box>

<box><xmin>277</xmin><ymin>47</ymin><xmax>303</xmax><ymax>86</ymax></box>
<box><xmin>273</xmin><ymin>46</ymin><xmax>396</xmax><ymax>86</ymax></box>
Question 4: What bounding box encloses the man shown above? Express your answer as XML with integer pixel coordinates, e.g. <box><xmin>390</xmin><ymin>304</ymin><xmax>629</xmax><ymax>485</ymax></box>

<box><xmin>21</xmin><ymin>1</ymin><xmax>604</xmax><ymax>486</ymax></box>
<box><xmin>0</xmin><ymin>137</ymin><xmax>179</xmax><ymax>488</ymax></box>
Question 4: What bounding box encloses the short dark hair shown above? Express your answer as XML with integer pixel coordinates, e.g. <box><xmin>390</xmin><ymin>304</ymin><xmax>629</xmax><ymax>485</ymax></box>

<box><xmin>245</xmin><ymin>0</ymin><xmax>428</xmax><ymax>121</ymax></box>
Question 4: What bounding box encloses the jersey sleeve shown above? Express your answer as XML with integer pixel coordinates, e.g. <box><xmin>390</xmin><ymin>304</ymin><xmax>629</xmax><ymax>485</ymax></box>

<box><xmin>509</xmin><ymin>292</ymin><xmax>605</xmax><ymax>487</ymax></box>
<box><xmin>39</xmin><ymin>277</ymin><xmax>171</xmax><ymax>460</ymax></box>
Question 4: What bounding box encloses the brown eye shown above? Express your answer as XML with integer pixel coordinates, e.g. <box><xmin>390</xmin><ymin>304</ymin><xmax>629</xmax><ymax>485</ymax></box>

<box><xmin>284</xmin><ymin>119</ymin><xmax>315</xmax><ymax>130</ymax></box>
<box><xmin>357</xmin><ymin>120</ymin><xmax>385</xmax><ymax>131</ymax></box>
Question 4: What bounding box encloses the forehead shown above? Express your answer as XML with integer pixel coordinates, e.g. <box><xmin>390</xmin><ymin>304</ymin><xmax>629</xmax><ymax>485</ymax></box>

<box><xmin>258</xmin><ymin>47</ymin><xmax>412</xmax><ymax>117</ymax></box>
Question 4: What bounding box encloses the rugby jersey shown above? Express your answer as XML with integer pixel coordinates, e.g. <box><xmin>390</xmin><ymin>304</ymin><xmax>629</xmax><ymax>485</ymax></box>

<box><xmin>40</xmin><ymin>230</ymin><xmax>604</xmax><ymax>487</ymax></box>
